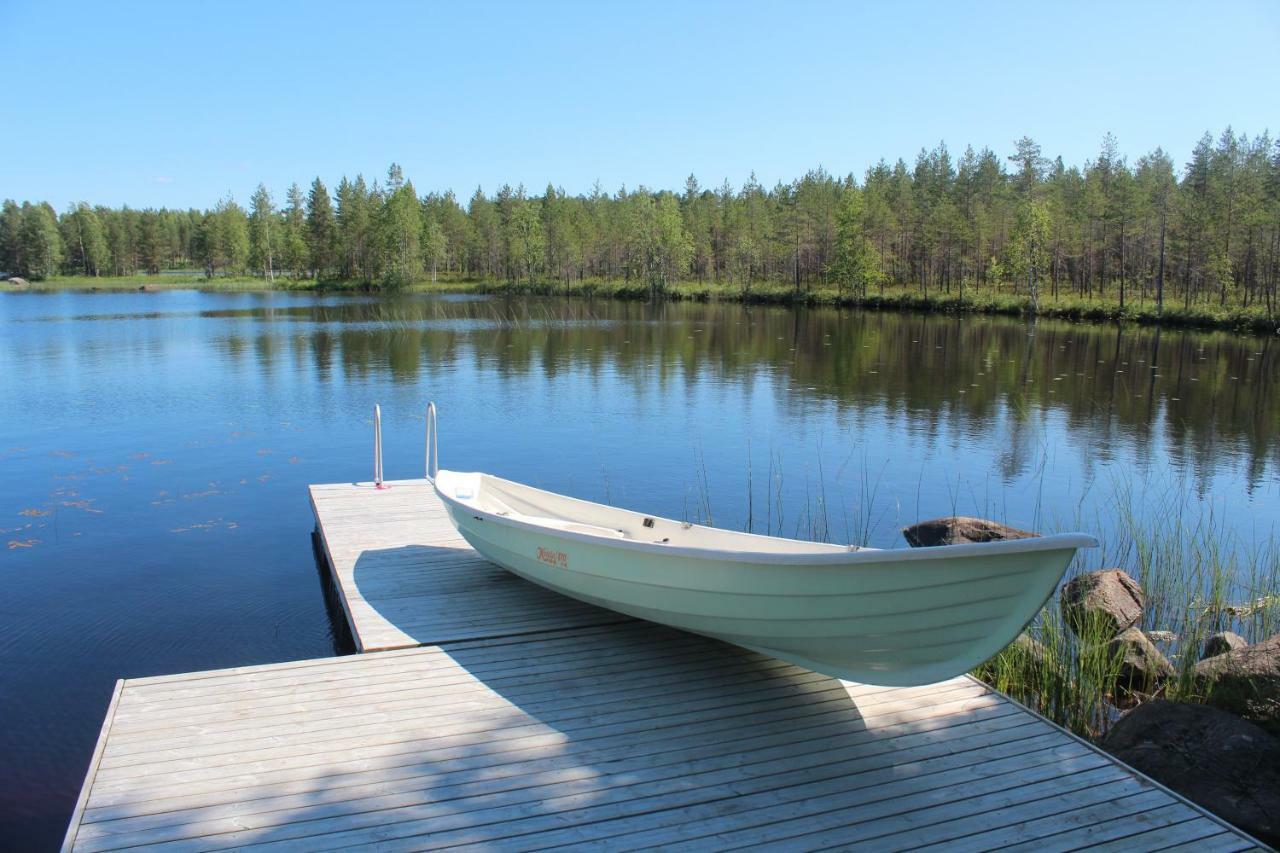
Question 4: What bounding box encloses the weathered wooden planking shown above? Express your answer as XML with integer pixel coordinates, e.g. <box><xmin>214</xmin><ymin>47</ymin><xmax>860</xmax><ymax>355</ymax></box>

<box><xmin>63</xmin><ymin>623</ymin><xmax>1261</xmax><ymax>852</ymax></box>
<box><xmin>308</xmin><ymin>479</ymin><xmax>629</xmax><ymax>651</ymax></box>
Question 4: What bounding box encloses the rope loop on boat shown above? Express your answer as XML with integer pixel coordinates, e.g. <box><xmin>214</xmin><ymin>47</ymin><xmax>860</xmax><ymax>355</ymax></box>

<box><xmin>425</xmin><ymin>402</ymin><xmax>439</xmax><ymax>484</ymax></box>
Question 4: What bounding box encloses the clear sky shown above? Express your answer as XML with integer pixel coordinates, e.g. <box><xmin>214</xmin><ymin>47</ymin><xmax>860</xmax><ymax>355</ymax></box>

<box><xmin>3</xmin><ymin>0</ymin><xmax>1277</xmax><ymax>211</ymax></box>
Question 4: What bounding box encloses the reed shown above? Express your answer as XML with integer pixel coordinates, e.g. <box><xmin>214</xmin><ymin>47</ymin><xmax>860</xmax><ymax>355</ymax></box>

<box><xmin>708</xmin><ymin>457</ymin><xmax>1280</xmax><ymax>742</ymax></box>
<box><xmin>977</xmin><ymin>485</ymin><xmax>1278</xmax><ymax>740</ymax></box>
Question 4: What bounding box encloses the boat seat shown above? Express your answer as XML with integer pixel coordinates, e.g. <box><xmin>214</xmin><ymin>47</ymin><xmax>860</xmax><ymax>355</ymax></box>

<box><xmin>491</xmin><ymin>507</ymin><xmax>628</xmax><ymax>539</ymax></box>
<box><xmin>523</xmin><ymin>515</ymin><xmax>628</xmax><ymax>539</ymax></box>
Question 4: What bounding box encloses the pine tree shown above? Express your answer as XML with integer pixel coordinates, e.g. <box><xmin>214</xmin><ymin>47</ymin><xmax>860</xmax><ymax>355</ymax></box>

<box><xmin>0</xmin><ymin>200</ymin><xmax>22</xmax><ymax>274</ymax></box>
<box><xmin>306</xmin><ymin>178</ymin><xmax>337</xmax><ymax>279</ymax></box>
<box><xmin>278</xmin><ymin>184</ymin><xmax>309</xmax><ymax>278</ymax></box>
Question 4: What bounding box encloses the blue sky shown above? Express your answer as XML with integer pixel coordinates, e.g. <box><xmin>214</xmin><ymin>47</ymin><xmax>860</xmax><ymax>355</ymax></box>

<box><xmin>3</xmin><ymin>0</ymin><xmax>1277</xmax><ymax>210</ymax></box>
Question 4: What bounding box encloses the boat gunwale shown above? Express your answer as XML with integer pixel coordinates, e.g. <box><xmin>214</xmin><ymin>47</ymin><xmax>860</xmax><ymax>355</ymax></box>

<box><xmin>434</xmin><ymin>471</ymin><xmax>1099</xmax><ymax>566</ymax></box>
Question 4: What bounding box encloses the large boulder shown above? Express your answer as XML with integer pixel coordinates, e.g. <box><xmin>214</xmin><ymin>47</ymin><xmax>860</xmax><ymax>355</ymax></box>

<box><xmin>1059</xmin><ymin>569</ymin><xmax>1144</xmax><ymax>639</ymax></box>
<box><xmin>1202</xmin><ymin>631</ymin><xmax>1249</xmax><ymax>660</ymax></box>
<box><xmin>1102</xmin><ymin>700</ymin><xmax>1280</xmax><ymax>846</ymax></box>
<box><xmin>1195</xmin><ymin>634</ymin><xmax>1280</xmax><ymax>734</ymax></box>
<box><xmin>901</xmin><ymin>516</ymin><xmax>1037</xmax><ymax>548</ymax></box>
<box><xmin>1108</xmin><ymin>626</ymin><xmax>1174</xmax><ymax>694</ymax></box>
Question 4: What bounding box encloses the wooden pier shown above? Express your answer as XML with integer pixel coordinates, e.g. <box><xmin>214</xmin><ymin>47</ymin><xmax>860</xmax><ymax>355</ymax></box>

<box><xmin>62</xmin><ymin>479</ymin><xmax>1263</xmax><ymax>851</ymax></box>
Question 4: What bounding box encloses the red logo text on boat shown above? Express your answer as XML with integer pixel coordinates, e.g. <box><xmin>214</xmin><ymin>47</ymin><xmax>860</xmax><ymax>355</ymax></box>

<box><xmin>537</xmin><ymin>547</ymin><xmax>568</xmax><ymax>569</ymax></box>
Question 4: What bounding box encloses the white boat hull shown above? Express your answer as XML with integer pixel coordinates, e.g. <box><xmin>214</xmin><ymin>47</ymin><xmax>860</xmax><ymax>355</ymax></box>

<box><xmin>434</xmin><ymin>470</ymin><xmax>1095</xmax><ymax>686</ymax></box>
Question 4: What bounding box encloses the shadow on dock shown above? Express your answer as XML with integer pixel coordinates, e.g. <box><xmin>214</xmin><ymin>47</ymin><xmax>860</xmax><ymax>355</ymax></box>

<box><xmin>348</xmin><ymin>544</ymin><xmax>630</xmax><ymax>648</ymax></box>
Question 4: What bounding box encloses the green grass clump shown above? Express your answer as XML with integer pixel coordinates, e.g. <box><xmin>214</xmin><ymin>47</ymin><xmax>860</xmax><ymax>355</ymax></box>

<box><xmin>976</xmin><ymin>487</ymin><xmax>1280</xmax><ymax>741</ymax></box>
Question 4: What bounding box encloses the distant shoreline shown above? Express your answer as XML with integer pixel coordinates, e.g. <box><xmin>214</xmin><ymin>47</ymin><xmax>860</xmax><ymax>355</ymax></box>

<box><xmin>15</xmin><ymin>275</ymin><xmax>1278</xmax><ymax>336</ymax></box>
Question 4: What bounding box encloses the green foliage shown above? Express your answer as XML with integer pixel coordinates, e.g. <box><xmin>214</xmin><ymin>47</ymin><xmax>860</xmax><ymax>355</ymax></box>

<box><xmin>8</xmin><ymin>202</ymin><xmax>65</xmax><ymax>280</ymax></box>
<box><xmin>379</xmin><ymin>173</ymin><xmax>422</xmax><ymax>289</ymax></box>
<box><xmin>9</xmin><ymin>128</ymin><xmax>1279</xmax><ymax>316</ymax></box>
<box><xmin>279</xmin><ymin>183</ymin><xmax>309</xmax><ymax>279</ymax></box>
<box><xmin>996</xmin><ymin>200</ymin><xmax>1052</xmax><ymax>311</ymax></box>
<box><xmin>306</xmin><ymin>177</ymin><xmax>337</xmax><ymax>279</ymax></box>
<box><xmin>622</xmin><ymin>189</ymin><xmax>692</xmax><ymax>293</ymax></box>
<box><xmin>60</xmin><ymin>203</ymin><xmax>109</xmax><ymax>276</ymax></box>
<box><xmin>978</xmin><ymin>487</ymin><xmax>1280</xmax><ymax>742</ymax></box>
<box><xmin>195</xmin><ymin>196</ymin><xmax>249</xmax><ymax>276</ymax></box>
<box><xmin>248</xmin><ymin>184</ymin><xmax>276</xmax><ymax>280</ymax></box>
<box><xmin>829</xmin><ymin>189</ymin><xmax>882</xmax><ymax>296</ymax></box>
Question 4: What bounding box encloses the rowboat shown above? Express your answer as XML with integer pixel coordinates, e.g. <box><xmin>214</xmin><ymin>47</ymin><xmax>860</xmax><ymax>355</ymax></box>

<box><xmin>426</xmin><ymin>408</ymin><xmax>1096</xmax><ymax>687</ymax></box>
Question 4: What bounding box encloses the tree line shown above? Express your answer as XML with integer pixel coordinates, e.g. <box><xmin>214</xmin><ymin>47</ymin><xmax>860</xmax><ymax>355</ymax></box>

<box><xmin>3</xmin><ymin>128</ymin><xmax>1277</xmax><ymax>314</ymax></box>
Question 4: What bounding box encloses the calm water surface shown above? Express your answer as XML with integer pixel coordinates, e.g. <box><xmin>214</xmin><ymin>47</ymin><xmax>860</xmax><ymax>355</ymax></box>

<box><xmin>1</xmin><ymin>290</ymin><xmax>1277</xmax><ymax>848</ymax></box>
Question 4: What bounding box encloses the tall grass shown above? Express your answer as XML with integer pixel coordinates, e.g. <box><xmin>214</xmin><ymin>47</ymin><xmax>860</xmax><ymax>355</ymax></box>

<box><xmin>698</xmin><ymin>456</ymin><xmax>1280</xmax><ymax>742</ymax></box>
<box><xmin>978</xmin><ymin>484</ymin><xmax>1279</xmax><ymax>740</ymax></box>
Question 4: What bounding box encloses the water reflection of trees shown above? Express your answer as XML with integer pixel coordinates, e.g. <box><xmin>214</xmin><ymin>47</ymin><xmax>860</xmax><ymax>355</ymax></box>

<box><xmin>199</xmin><ymin>295</ymin><xmax>1276</xmax><ymax>488</ymax></box>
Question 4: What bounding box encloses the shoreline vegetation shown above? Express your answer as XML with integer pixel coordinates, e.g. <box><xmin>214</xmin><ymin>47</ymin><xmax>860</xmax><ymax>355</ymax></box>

<box><xmin>699</xmin><ymin>459</ymin><xmax>1279</xmax><ymax>749</ymax></box>
<box><xmin>5</xmin><ymin>128</ymin><xmax>1279</xmax><ymax>334</ymax></box>
<box><xmin>17</xmin><ymin>272</ymin><xmax>1278</xmax><ymax>335</ymax></box>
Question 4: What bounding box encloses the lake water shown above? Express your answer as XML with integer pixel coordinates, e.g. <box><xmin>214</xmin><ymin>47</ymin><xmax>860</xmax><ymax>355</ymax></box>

<box><xmin>1</xmin><ymin>290</ymin><xmax>1277</xmax><ymax>848</ymax></box>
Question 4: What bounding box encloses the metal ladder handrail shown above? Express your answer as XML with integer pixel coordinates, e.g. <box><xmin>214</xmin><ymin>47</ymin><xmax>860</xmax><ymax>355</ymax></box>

<box><xmin>373</xmin><ymin>404</ymin><xmax>387</xmax><ymax>489</ymax></box>
<box><xmin>425</xmin><ymin>402</ymin><xmax>438</xmax><ymax>484</ymax></box>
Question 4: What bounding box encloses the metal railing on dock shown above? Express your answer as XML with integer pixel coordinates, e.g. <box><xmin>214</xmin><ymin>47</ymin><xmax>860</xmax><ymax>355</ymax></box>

<box><xmin>373</xmin><ymin>404</ymin><xmax>386</xmax><ymax>489</ymax></box>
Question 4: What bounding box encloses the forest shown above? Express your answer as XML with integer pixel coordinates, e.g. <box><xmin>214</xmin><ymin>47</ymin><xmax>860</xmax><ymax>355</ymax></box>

<box><xmin>3</xmin><ymin>128</ymin><xmax>1278</xmax><ymax>318</ymax></box>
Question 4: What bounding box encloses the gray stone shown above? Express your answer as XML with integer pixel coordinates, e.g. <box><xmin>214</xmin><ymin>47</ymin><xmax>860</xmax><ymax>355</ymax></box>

<box><xmin>901</xmin><ymin>516</ymin><xmax>1037</xmax><ymax>548</ymax></box>
<box><xmin>1059</xmin><ymin>569</ymin><xmax>1145</xmax><ymax>639</ymax></box>
<box><xmin>1202</xmin><ymin>631</ymin><xmax>1249</xmax><ymax>660</ymax></box>
<box><xmin>1108</xmin><ymin>626</ymin><xmax>1175</xmax><ymax>694</ymax></box>
<box><xmin>1102</xmin><ymin>700</ymin><xmax>1280</xmax><ymax>846</ymax></box>
<box><xmin>1195</xmin><ymin>633</ymin><xmax>1280</xmax><ymax>734</ymax></box>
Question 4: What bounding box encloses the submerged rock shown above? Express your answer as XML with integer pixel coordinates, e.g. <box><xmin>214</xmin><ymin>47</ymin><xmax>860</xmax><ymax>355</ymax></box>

<box><xmin>901</xmin><ymin>516</ymin><xmax>1037</xmax><ymax>548</ymax></box>
<box><xmin>1202</xmin><ymin>631</ymin><xmax>1249</xmax><ymax>660</ymax></box>
<box><xmin>1195</xmin><ymin>634</ymin><xmax>1280</xmax><ymax>734</ymax></box>
<box><xmin>1102</xmin><ymin>700</ymin><xmax>1280</xmax><ymax>846</ymax></box>
<box><xmin>1060</xmin><ymin>569</ymin><xmax>1144</xmax><ymax>639</ymax></box>
<box><xmin>1108</xmin><ymin>627</ymin><xmax>1175</xmax><ymax>694</ymax></box>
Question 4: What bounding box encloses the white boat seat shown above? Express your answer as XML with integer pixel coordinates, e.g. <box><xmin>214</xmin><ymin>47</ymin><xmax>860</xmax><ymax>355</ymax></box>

<box><xmin>489</xmin><ymin>505</ymin><xmax>627</xmax><ymax>539</ymax></box>
<box><xmin>518</xmin><ymin>515</ymin><xmax>628</xmax><ymax>539</ymax></box>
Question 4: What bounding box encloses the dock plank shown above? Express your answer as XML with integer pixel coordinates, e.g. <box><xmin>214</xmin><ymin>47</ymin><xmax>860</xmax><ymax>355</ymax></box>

<box><xmin>60</xmin><ymin>479</ymin><xmax>1264</xmax><ymax>851</ymax></box>
<box><xmin>308</xmin><ymin>479</ymin><xmax>627</xmax><ymax>651</ymax></box>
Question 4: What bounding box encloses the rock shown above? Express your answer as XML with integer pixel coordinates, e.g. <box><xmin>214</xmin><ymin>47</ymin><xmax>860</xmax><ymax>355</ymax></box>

<box><xmin>6</xmin><ymin>276</ymin><xmax>29</xmax><ymax>287</ymax></box>
<box><xmin>1108</xmin><ymin>626</ymin><xmax>1175</xmax><ymax>694</ymax></box>
<box><xmin>1059</xmin><ymin>569</ymin><xmax>1144</xmax><ymax>639</ymax></box>
<box><xmin>1195</xmin><ymin>634</ymin><xmax>1280</xmax><ymax>734</ymax></box>
<box><xmin>1102</xmin><ymin>700</ymin><xmax>1280</xmax><ymax>846</ymax></box>
<box><xmin>1202</xmin><ymin>631</ymin><xmax>1249</xmax><ymax>660</ymax></box>
<box><xmin>1008</xmin><ymin>631</ymin><xmax>1048</xmax><ymax>658</ymax></box>
<box><xmin>1002</xmin><ymin>632</ymin><xmax>1056</xmax><ymax>673</ymax></box>
<box><xmin>901</xmin><ymin>516</ymin><xmax>1037</xmax><ymax>548</ymax></box>
<box><xmin>1145</xmin><ymin>630</ymin><xmax>1178</xmax><ymax>644</ymax></box>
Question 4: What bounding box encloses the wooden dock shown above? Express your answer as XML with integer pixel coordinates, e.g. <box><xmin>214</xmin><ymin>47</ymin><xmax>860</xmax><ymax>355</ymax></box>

<box><xmin>62</xmin><ymin>479</ymin><xmax>1263</xmax><ymax>851</ymax></box>
<box><xmin>308</xmin><ymin>480</ymin><xmax>627</xmax><ymax>651</ymax></box>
